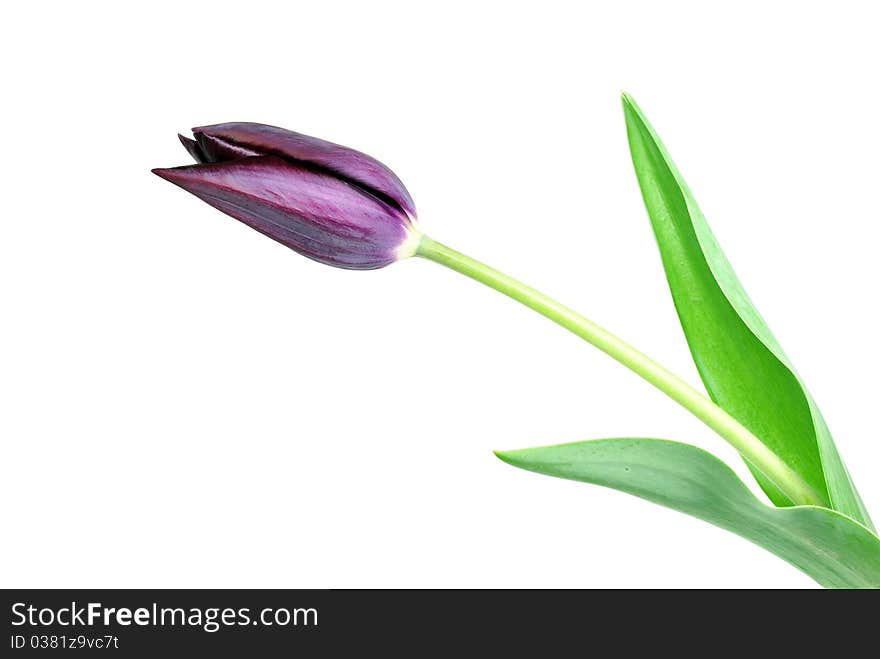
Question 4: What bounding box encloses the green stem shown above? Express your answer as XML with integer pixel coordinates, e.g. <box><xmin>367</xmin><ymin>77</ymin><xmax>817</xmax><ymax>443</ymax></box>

<box><xmin>416</xmin><ymin>235</ymin><xmax>823</xmax><ymax>507</ymax></box>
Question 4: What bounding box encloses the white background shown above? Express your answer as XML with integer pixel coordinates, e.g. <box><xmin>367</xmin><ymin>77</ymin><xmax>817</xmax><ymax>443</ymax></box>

<box><xmin>2</xmin><ymin>1</ymin><xmax>878</xmax><ymax>589</ymax></box>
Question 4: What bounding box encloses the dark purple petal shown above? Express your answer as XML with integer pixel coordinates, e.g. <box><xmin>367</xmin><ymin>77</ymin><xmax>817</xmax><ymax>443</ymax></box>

<box><xmin>178</xmin><ymin>134</ymin><xmax>207</xmax><ymax>163</ymax></box>
<box><xmin>192</xmin><ymin>122</ymin><xmax>416</xmax><ymax>217</ymax></box>
<box><xmin>152</xmin><ymin>156</ymin><xmax>413</xmax><ymax>270</ymax></box>
<box><xmin>194</xmin><ymin>133</ymin><xmax>262</xmax><ymax>162</ymax></box>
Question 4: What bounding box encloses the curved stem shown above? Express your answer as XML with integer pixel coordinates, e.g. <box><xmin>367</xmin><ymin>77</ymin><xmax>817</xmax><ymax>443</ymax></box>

<box><xmin>416</xmin><ymin>235</ymin><xmax>823</xmax><ymax>507</ymax></box>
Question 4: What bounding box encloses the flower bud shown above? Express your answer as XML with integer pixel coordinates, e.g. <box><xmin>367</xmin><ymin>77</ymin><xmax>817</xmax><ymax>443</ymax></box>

<box><xmin>153</xmin><ymin>123</ymin><xmax>420</xmax><ymax>269</ymax></box>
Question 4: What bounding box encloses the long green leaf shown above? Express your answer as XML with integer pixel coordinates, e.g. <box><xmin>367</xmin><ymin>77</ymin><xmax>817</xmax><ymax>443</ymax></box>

<box><xmin>622</xmin><ymin>93</ymin><xmax>872</xmax><ymax>528</ymax></box>
<box><xmin>496</xmin><ymin>438</ymin><xmax>880</xmax><ymax>588</ymax></box>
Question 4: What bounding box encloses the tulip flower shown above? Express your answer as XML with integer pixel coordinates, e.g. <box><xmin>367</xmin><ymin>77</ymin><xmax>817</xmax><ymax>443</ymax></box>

<box><xmin>153</xmin><ymin>123</ymin><xmax>421</xmax><ymax>269</ymax></box>
<box><xmin>153</xmin><ymin>98</ymin><xmax>879</xmax><ymax>588</ymax></box>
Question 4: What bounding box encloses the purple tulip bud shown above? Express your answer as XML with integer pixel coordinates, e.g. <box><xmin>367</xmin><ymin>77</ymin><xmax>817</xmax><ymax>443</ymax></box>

<box><xmin>153</xmin><ymin>123</ymin><xmax>420</xmax><ymax>270</ymax></box>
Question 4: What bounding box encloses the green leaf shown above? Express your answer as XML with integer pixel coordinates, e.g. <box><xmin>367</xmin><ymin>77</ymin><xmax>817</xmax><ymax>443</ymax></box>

<box><xmin>621</xmin><ymin>93</ymin><xmax>872</xmax><ymax>528</ymax></box>
<box><xmin>496</xmin><ymin>438</ymin><xmax>880</xmax><ymax>588</ymax></box>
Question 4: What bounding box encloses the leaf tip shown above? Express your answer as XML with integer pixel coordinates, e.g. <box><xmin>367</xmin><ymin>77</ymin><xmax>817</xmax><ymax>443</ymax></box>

<box><xmin>493</xmin><ymin>448</ymin><xmax>512</xmax><ymax>462</ymax></box>
<box><xmin>494</xmin><ymin>448</ymin><xmax>527</xmax><ymax>469</ymax></box>
<box><xmin>620</xmin><ymin>91</ymin><xmax>645</xmax><ymax>125</ymax></box>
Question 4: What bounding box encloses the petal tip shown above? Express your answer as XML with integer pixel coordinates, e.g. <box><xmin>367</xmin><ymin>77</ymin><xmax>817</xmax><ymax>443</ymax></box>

<box><xmin>191</xmin><ymin>122</ymin><xmax>240</xmax><ymax>136</ymax></box>
<box><xmin>178</xmin><ymin>133</ymin><xmax>208</xmax><ymax>163</ymax></box>
<box><xmin>152</xmin><ymin>166</ymin><xmax>187</xmax><ymax>184</ymax></box>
